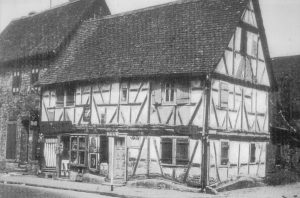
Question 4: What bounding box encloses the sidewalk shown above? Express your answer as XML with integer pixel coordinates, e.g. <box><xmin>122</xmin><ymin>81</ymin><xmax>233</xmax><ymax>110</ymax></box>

<box><xmin>0</xmin><ymin>174</ymin><xmax>213</xmax><ymax>198</ymax></box>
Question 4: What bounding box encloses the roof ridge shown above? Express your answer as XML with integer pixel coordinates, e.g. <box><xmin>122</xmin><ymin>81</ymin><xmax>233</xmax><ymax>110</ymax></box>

<box><xmin>272</xmin><ymin>54</ymin><xmax>300</xmax><ymax>60</ymax></box>
<box><xmin>11</xmin><ymin>0</ymin><xmax>90</xmax><ymax>22</ymax></box>
<box><xmin>85</xmin><ymin>0</ymin><xmax>203</xmax><ymax>23</ymax></box>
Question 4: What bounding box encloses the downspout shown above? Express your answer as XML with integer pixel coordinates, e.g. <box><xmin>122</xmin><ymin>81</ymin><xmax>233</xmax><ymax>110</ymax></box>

<box><xmin>201</xmin><ymin>74</ymin><xmax>211</xmax><ymax>191</ymax></box>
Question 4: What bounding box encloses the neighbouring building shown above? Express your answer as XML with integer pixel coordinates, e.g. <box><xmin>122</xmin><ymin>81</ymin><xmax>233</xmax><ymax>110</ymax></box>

<box><xmin>0</xmin><ymin>0</ymin><xmax>110</xmax><ymax>172</ymax></box>
<box><xmin>268</xmin><ymin>55</ymin><xmax>300</xmax><ymax>173</ymax></box>
<box><xmin>38</xmin><ymin>0</ymin><xmax>276</xmax><ymax>189</ymax></box>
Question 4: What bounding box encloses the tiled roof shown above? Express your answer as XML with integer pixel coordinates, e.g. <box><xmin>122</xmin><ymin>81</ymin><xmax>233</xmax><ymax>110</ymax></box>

<box><xmin>0</xmin><ymin>0</ymin><xmax>110</xmax><ymax>65</ymax></box>
<box><xmin>40</xmin><ymin>0</ymin><xmax>249</xmax><ymax>85</ymax></box>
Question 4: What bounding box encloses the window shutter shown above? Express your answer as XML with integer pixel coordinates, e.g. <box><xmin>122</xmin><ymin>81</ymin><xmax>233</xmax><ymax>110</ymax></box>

<box><xmin>151</xmin><ymin>82</ymin><xmax>162</xmax><ymax>105</ymax></box>
<box><xmin>161</xmin><ymin>138</ymin><xmax>172</xmax><ymax>164</ymax></box>
<box><xmin>176</xmin><ymin>81</ymin><xmax>190</xmax><ymax>104</ymax></box>
<box><xmin>176</xmin><ymin>139</ymin><xmax>189</xmax><ymax>165</ymax></box>
<box><xmin>220</xmin><ymin>83</ymin><xmax>229</xmax><ymax>108</ymax></box>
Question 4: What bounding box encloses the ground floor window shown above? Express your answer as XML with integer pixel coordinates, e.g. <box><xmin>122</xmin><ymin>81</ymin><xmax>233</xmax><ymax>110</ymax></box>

<box><xmin>161</xmin><ymin>138</ymin><xmax>189</xmax><ymax>165</ymax></box>
<box><xmin>70</xmin><ymin>136</ymin><xmax>87</xmax><ymax>166</ymax></box>
<box><xmin>88</xmin><ymin>135</ymin><xmax>109</xmax><ymax>170</ymax></box>
<box><xmin>220</xmin><ymin>141</ymin><xmax>229</xmax><ymax>165</ymax></box>
<box><xmin>250</xmin><ymin>143</ymin><xmax>256</xmax><ymax>163</ymax></box>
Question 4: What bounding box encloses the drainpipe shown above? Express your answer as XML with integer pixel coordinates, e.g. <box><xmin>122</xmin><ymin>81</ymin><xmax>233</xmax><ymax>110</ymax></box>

<box><xmin>201</xmin><ymin>74</ymin><xmax>211</xmax><ymax>191</ymax></box>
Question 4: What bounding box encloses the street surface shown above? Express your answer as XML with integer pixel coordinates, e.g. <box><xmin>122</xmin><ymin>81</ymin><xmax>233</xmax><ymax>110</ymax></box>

<box><xmin>0</xmin><ymin>184</ymin><xmax>112</xmax><ymax>198</ymax></box>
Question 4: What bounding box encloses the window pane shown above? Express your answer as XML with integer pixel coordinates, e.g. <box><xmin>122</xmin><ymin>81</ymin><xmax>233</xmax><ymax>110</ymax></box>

<box><xmin>71</xmin><ymin>137</ymin><xmax>78</xmax><ymax>150</ymax></box>
<box><xmin>220</xmin><ymin>83</ymin><xmax>229</xmax><ymax>108</ymax></box>
<box><xmin>78</xmin><ymin>151</ymin><xmax>85</xmax><ymax>165</ymax></box>
<box><xmin>221</xmin><ymin>142</ymin><xmax>229</xmax><ymax>165</ymax></box>
<box><xmin>250</xmin><ymin>143</ymin><xmax>256</xmax><ymax>163</ymax></box>
<box><xmin>121</xmin><ymin>88</ymin><xmax>128</xmax><ymax>102</ymax></box>
<box><xmin>66</xmin><ymin>87</ymin><xmax>75</xmax><ymax>106</ymax></box>
<box><xmin>176</xmin><ymin>139</ymin><xmax>189</xmax><ymax>165</ymax></box>
<box><xmin>56</xmin><ymin>88</ymin><xmax>64</xmax><ymax>107</ymax></box>
<box><xmin>100</xmin><ymin>136</ymin><xmax>109</xmax><ymax>163</ymax></box>
<box><xmin>79</xmin><ymin>137</ymin><xmax>86</xmax><ymax>150</ymax></box>
<box><xmin>71</xmin><ymin>151</ymin><xmax>77</xmax><ymax>164</ymax></box>
<box><xmin>161</xmin><ymin>138</ymin><xmax>172</xmax><ymax>164</ymax></box>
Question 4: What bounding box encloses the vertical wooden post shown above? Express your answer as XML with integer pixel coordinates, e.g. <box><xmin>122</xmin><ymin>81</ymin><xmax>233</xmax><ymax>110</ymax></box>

<box><xmin>172</xmin><ymin>138</ymin><xmax>176</xmax><ymax>179</ymax></box>
<box><xmin>237</xmin><ymin>143</ymin><xmax>241</xmax><ymax>175</ymax></box>
<box><xmin>147</xmin><ymin>137</ymin><xmax>150</xmax><ymax>177</ymax></box>
<box><xmin>110</xmin><ymin>137</ymin><xmax>115</xmax><ymax>191</ymax></box>
<box><xmin>201</xmin><ymin>76</ymin><xmax>211</xmax><ymax>191</ymax></box>
<box><xmin>56</xmin><ymin>135</ymin><xmax>61</xmax><ymax>178</ymax></box>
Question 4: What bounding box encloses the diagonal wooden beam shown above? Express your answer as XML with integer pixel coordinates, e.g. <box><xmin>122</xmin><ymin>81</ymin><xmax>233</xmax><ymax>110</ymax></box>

<box><xmin>97</xmin><ymin>84</ymin><xmax>105</xmax><ymax>103</ymax></box>
<box><xmin>177</xmin><ymin>110</ymin><xmax>183</xmax><ymax>125</ymax></box>
<box><xmin>42</xmin><ymin>100</ymin><xmax>49</xmax><ymax>121</ymax></box>
<box><xmin>78</xmin><ymin>97</ymin><xmax>90</xmax><ymax>124</ymax></box>
<box><xmin>234</xmin><ymin>104</ymin><xmax>241</xmax><ymax>129</ymax></box>
<box><xmin>243</xmin><ymin>103</ymin><xmax>250</xmax><ymax>131</ymax></box>
<box><xmin>131</xmin><ymin>137</ymin><xmax>146</xmax><ymax>178</ymax></box>
<box><xmin>211</xmin><ymin>98</ymin><xmax>220</xmax><ymax>127</ymax></box>
<box><xmin>213</xmin><ymin>142</ymin><xmax>221</xmax><ymax>182</ymax></box>
<box><xmin>165</xmin><ymin>108</ymin><xmax>174</xmax><ymax>125</ymax></box>
<box><xmin>256</xmin><ymin>144</ymin><xmax>263</xmax><ymax>176</ymax></box>
<box><xmin>93</xmin><ymin>97</ymin><xmax>101</xmax><ymax>124</ymax></box>
<box><xmin>153</xmin><ymin>139</ymin><xmax>164</xmax><ymax>176</ymax></box>
<box><xmin>183</xmin><ymin>140</ymin><xmax>199</xmax><ymax>183</ymax></box>
<box><xmin>59</xmin><ymin>111</ymin><xmax>63</xmax><ymax>121</ymax></box>
<box><xmin>134</xmin><ymin>83</ymin><xmax>144</xmax><ymax>103</ymax></box>
<box><xmin>188</xmin><ymin>96</ymin><xmax>203</xmax><ymax>125</ymax></box>
<box><xmin>109</xmin><ymin>107</ymin><xmax>118</xmax><ymax>123</ymax></box>
<box><xmin>223</xmin><ymin>55</ymin><xmax>229</xmax><ymax>75</ymax></box>
<box><xmin>155</xmin><ymin>107</ymin><xmax>162</xmax><ymax>124</ymax></box>
<box><xmin>135</xmin><ymin>95</ymin><xmax>148</xmax><ymax>123</ymax></box>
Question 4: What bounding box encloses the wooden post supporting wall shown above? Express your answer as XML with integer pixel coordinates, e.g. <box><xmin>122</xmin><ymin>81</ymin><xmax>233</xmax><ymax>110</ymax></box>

<box><xmin>201</xmin><ymin>76</ymin><xmax>211</xmax><ymax>191</ymax></box>
<box><xmin>56</xmin><ymin>135</ymin><xmax>61</xmax><ymax>178</ymax></box>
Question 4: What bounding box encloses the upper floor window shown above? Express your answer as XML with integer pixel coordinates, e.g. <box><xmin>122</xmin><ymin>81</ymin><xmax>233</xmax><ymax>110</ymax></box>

<box><xmin>56</xmin><ymin>88</ymin><xmax>64</xmax><ymax>107</ymax></box>
<box><xmin>165</xmin><ymin>82</ymin><xmax>175</xmax><ymax>103</ymax></box>
<box><xmin>121</xmin><ymin>83</ymin><xmax>128</xmax><ymax>103</ymax></box>
<box><xmin>31</xmin><ymin>68</ymin><xmax>39</xmax><ymax>86</ymax></box>
<box><xmin>220</xmin><ymin>82</ymin><xmax>229</xmax><ymax>108</ymax></box>
<box><xmin>66</xmin><ymin>87</ymin><xmax>75</xmax><ymax>106</ymax></box>
<box><xmin>12</xmin><ymin>70</ymin><xmax>21</xmax><ymax>94</ymax></box>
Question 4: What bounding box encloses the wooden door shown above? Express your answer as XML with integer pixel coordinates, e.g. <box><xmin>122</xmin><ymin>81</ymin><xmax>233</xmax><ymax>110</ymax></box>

<box><xmin>114</xmin><ymin>137</ymin><xmax>126</xmax><ymax>180</ymax></box>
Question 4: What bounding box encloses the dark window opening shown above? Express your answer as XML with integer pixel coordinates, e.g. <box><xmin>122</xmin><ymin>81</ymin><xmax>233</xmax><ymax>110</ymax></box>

<box><xmin>12</xmin><ymin>70</ymin><xmax>21</xmax><ymax>94</ymax></box>
<box><xmin>161</xmin><ymin>138</ymin><xmax>189</xmax><ymax>165</ymax></box>
<box><xmin>161</xmin><ymin>138</ymin><xmax>173</xmax><ymax>164</ymax></box>
<box><xmin>56</xmin><ymin>88</ymin><xmax>64</xmax><ymax>107</ymax></box>
<box><xmin>66</xmin><ymin>87</ymin><xmax>75</xmax><ymax>106</ymax></box>
<box><xmin>100</xmin><ymin>136</ymin><xmax>108</xmax><ymax>163</ymax></box>
<box><xmin>250</xmin><ymin>143</ymin><xmax>256</xmax><ymax>163</ymax></box>
<box><xmin>31</xmin><ymin>68</ymin><xmax>39</xmax><ymax>88</ymax></box>
<box><xmin>121</xmin><ymin>83</ymin><xmax>128</xmax><ymax>102</ymax></box>
<box><xmin>221</xmin><ymin>141</ymin><xmax>229</xmax><ymax>165</ymax></box>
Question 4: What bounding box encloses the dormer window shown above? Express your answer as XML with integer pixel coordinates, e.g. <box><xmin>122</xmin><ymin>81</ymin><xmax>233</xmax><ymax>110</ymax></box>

<box><xmin>12</xmin><ymin>70</ymin><xmax>21</xmax><ymax>94</ymax></box>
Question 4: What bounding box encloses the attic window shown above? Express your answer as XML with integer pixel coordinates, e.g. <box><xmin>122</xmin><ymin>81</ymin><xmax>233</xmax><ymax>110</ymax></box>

<box><xmin>66</xmin><ymin>87</ymin><xmax>75</xmax><ymax>106</ymax></box>
<box><xmin>165</xmin><ymin>82</ymin><xmax>175</xmax><ymax>103</ymax></box>
<box><xmin>121</xmin><ymin>83</ymin><xmax>128</xmax><ymax>103</ymax></box>
<box><xmin>12</xmin><ymin>70</ymin><xmax>21</xmax><ymax>94</ymax></box>
<box><xmin>31</xmin><ymin>68</ymin><xmax>39</xmax><ymax>91</ymax></box>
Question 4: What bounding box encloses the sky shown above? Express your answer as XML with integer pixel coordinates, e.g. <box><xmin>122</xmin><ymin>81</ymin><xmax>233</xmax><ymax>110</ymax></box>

<box><xmin>0</xmin><ymin>0</ymin><xmax>299</xmax><ymax>58</ymax></box>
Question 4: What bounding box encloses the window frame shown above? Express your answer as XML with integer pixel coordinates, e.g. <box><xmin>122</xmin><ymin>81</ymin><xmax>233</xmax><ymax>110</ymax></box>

<box><xmin>70</xmin><ymin>135</ymin><xmax>88</xmax><ymax>167</ymax></box>
<box><xmin>12</xmin><ymin>70</ymin><xmax>21</xmax><ymax>94</ymax></box>
<box><xmin>161</xmin><ymin>137</ymin><xmax>189</xmax><ymax>166</ymax></box>
<box><xmin>120</xmin><ymin>83</ymin><xmax>129</xmax><ymax>103</ymax></box>
<box><xmin>249</xmin><ymin>143</ymin><xmax>256</xmax><ymax>163</ymax></box>
<box><xmin>219</xmin><ymin>82</ymin><xmax>229</xmax><ymax>109</ymax></box>
<box><xmin>31</xmin><ymin>68</ymin><xmax>39</xmax><ymax>88</ymax></box>
<box><xmin>164</xmin><ymin>82</ymin><xmax>175</xmax><ymax>103</ymax></box>
<box><xmin>220</xmin><ymin>141</ymin><xmax>230</xmax><ymax>166</ymax></box>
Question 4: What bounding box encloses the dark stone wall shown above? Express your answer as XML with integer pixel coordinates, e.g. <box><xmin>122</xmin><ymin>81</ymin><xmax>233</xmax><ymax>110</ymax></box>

<box><xmin>0</xmin><ymin>60</ymin><xmax>48</xmax><ymax>171</ymax></box>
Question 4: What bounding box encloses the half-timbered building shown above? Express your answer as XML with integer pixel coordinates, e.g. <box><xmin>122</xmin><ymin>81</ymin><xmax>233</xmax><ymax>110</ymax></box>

<box><xmin>0</xmin><ymin>0</ymin><xmax>110</xmax><ymax>172</ymax></box>
<box><xmin>39</xmin><ymin>0</ymin><xmax>275</xmax><ymax>189</ymax></box>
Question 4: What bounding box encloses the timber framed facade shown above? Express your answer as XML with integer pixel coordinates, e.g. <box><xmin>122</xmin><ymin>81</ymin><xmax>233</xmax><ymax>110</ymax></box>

<box><xmin>38</xmin><ymin>0</ymin><xmax>275</xmax><ymax>189</ymax></box>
